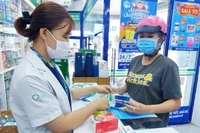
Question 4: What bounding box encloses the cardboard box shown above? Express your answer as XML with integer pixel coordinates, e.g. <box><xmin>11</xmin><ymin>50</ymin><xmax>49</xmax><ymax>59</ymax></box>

<box><xmin>73</xmin><ymin>77</ymin><xmax>110</xmax><ymax>85</ymax></box>
<box><xmin>98</xmin><ymin>77</ymin><xmax>110</xmax><ymax>85</ymax></box>
<box><xmin>86</xmin><ymin>77</ymin><xmax>98</xmax><ymax>83</ymax></box>
<box><xmin>97</xmin><ymin>60</ymin><xmax>109</xmax><ymax>77</ymax></box>
<box><xmin>90</xmin><ymin>113</ymin><xmax>118</xmax><ymax>133</ymax></box>
<box><xmin>72</xmin><ymin>77</ymin><xmax>85</xmax><ymax>83</ymax></box>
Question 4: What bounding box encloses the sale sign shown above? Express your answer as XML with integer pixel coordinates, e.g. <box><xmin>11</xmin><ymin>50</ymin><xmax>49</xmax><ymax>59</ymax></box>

<box><xmin>169</xmin><ymin>1</ymin><xmax>200</xmax><ymax>51</ymax></box>
<box><xmin>178</xmin><ymin>3</ymin><xmax>199</xmax><ymax>16</ymax></box>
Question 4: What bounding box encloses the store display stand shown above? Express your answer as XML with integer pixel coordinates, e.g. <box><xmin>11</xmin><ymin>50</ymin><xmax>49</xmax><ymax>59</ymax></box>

<box><xmin>0</xmin><ymin>0</ymin><xmax>34</xmax><ymax>111</ymax></box>
<box><xmin>0</xmin><ymin>0</ymin><xmax>21</xmax><ymax>111</ymax></box>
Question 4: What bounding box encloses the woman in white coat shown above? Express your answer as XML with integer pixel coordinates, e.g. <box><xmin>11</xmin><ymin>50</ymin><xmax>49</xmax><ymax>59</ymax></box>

<box><xmin>10</xmin><ymin>2</ymin><xmax>112</xmax><ymax>133</ymax></box>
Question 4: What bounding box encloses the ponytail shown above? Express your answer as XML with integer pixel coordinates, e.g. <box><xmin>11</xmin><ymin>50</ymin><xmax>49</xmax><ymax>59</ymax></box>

<box><xmin>14</xmin><ymin>17</ymin><xmax>30</xmax><ymax>37</ymax></box>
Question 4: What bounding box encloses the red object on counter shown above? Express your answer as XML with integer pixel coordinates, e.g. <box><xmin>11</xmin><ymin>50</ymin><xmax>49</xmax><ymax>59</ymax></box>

<box><xmin>90</xmin><ymin>112</ymin><xmax>118</xmax><ymax>133</ymax></box>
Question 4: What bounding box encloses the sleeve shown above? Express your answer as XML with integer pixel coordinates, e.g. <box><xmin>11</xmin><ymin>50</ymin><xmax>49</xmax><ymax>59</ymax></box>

<box><xmin>161</xmin><ymin>64</ymin><xmax>182</xmax><ymax>100</ymax></box>
<box><xmin>125</xmin><ymin>58</ymin><xmax>134</xmax><ymax>84</ymax></box>
<box><xmin>127</xmin><ymin>58</ymin><xmax>134</xmax><ymax>75</ymax></box>
<box><xmin>15</xmin><ymin>76</ymin><xmax>63</xmax><ymax>127</ymax></box>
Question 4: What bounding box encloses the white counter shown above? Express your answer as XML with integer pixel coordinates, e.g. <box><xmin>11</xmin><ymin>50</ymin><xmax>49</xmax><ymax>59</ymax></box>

<box><xmin>72</xmin><ymin>100</ymin><xmax>179</xmax><ymax>133</ymax></box>
<box><xmin>134</xmin><ymin>127</ymin><xmax>179</xmax><ymax>133</ymax></box>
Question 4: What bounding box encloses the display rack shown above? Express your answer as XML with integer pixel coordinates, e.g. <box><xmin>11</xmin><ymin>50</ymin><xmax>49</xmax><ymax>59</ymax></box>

<box><xmin>0</xmin><ymin>0</ymin><xmax>33</xmax><ymax>111</ymax></box>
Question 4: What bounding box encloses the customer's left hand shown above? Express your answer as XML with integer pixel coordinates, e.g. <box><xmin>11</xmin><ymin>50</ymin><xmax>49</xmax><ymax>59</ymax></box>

<box><xmin>123</xmin><ymin>101</ymin><xmax>149</xmax><ymax>114</ymax></box>
<box><xmin>94</xmin><ymin>85</ymin><xmax>113</xmax><ymax>94</ymax></box>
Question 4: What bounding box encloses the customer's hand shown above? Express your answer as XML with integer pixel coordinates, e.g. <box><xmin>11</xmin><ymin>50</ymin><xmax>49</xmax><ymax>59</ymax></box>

<box><xmin>112</xmin><ymin>85</ymin><xmax>127</xmax><ymax>95</ymax></box>
<box><xmin>94</xmin><ymin>85</ymin><xmax>113</xmax><ymax>94</ymax></box>
<box><xmin>112</xmin><ymin>87</ymin><xmax>123</xmax><ymax>95</ymax></box>
<box><xmin>93</xmin><ymin>97</ymin><xmax>110</xmax><ymax>110</ymax></box>
<box><xmin>123</xmin><ymin>101</ymin><xmax>149</xmax><ymax>114</ymax></box>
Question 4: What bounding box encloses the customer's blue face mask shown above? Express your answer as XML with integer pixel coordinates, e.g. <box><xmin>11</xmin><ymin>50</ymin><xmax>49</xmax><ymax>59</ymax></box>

<box><xmin>137</xmin><ymin>38</ymin><xmax>159</xmax><ymax>54</ymax></box>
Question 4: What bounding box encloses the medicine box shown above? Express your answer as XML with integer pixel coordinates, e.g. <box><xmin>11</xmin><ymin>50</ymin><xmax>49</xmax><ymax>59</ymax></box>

<box><xmin>90</xmin><ymin>112</ymin><xmax>118</xmax><ymax>133</ymax></box>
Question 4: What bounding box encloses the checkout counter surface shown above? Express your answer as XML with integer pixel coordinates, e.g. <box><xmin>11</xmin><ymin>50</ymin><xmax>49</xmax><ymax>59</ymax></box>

<box><xmin>72</xmin><ymin>100</ymin><xmax>179</xmax><ymax>133</ymax></box>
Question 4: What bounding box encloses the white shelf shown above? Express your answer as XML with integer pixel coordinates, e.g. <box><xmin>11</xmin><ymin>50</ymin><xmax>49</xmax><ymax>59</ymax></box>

<box><xmin>0</xmin><ymin>66</ymin><xmax>17</xmax><ymax>75</ymax></box>
<box><xmin>3</xmin><ymin>56</ymin><xmax>22</xmax><ymax>61</ymax></box>
<box><xmin>1</xmin><ymin>48</ymin><xmax>21</xmax><ymax>51</ymax></box>
<box><xmin>0</xmin><ymin>0</ymin><xmax>25</xmax><ymax>111</ymax></box>
<box><xmin>0</xmin><ymin>31</ymin><xmax>18</xmax><ymax>35</ymax></box>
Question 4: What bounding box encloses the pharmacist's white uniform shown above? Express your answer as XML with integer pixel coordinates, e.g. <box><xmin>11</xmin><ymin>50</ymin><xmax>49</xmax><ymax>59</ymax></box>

<box><xmin>9</xmin><ymin>49</ymin><xmax>72</xmax><ymax>133</ymax></box>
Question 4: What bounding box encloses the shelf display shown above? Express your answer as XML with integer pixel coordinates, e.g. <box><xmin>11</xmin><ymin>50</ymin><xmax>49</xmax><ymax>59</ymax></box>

<box><xmin>0</xmin><ymin>0</ymin><xmax>24</xmax><ymax>111</ymax></box>
<box><xmin>1</xmin><ymin>0</ymin><xmax>18</xmax><ymax>24</ymax></box>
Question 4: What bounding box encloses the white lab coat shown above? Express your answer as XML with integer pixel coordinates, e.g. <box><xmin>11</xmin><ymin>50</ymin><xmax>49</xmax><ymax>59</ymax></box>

<box><xmin>9</xmin><ymin>49</ymin><xmax>72</xmax><ymax>133</ymax></box>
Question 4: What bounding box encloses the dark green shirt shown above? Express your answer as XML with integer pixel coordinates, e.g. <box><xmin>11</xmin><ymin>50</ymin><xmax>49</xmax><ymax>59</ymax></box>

<box><xmin>126</xmin><ymin>55</ymin><xmax>182</xmax><ymax>124</ymax></box>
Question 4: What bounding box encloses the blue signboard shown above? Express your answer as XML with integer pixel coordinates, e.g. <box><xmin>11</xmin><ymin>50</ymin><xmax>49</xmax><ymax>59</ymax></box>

<box><xmin>169</xmin><ymin>0</ymin><xmax>200</xmax><ymax>51</ymax></box>
<box><xmin>165</xmin><ymin>0</ymin><xmax>200</xmax><ymax>125</ymax></box>
<box><xmin>118</xmin><ymin>0</ymin><xmax>158</xmax><ymax>69</ymax></box>
<box><xmin>168</xmin><ymin>106</ymin><xmax>190</xmax><ymax>125</ymax></box>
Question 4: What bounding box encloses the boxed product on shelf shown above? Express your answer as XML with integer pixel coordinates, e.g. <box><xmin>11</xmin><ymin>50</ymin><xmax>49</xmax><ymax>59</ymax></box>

<box><xmin>1</xmin><ymin>51</ymin><xmax>6</xmax><ymax>60</ymax></box>
<box><xmin>5</xmin><ymin>79</ymin><xmax>10</xmax><ymax>89</ymax></box>
<box><xmin>5</xmin><ymin>50</ymin><xmax>12</xmax><ymax>59</ymax></box>
<box><xmin>5</xmin><ymin>59</ymin><xmax>19</xmax><ymax>69</ymax></box>
<box><xmin>6</xmin><ymin>60</ymin><xmax>12</xmax><ymax>68</ymax></box>
<box><xmin>2</xmin><ymin>61</ymin><xmax>6</xmax><ymax>69</ymax></box>
<box><xmin>97</xmin><ymin>60</ymin><xmax>109</xmax><ymax>77</ymax></box>
<box><xmin>0</xmin><ymin>0</ymin><xmax>22</xmax><ymax>112</ymax></box>
<box><xmin>4</xmin><ymin>70</ymin><xmax>14</xmax><ymax>80</ymax></box>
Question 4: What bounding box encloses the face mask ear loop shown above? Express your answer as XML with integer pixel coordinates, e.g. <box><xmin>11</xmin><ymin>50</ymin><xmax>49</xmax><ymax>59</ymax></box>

<box><xmin>156</xmin><ymin>36</ymin><xmax>166</xmax><ymax>50</ymax></box>
<box><xmin>44</xmin><ymin>40</ymin><xmax>48</xmax><ymax>48</ymax></box>
<box><xmin>47</xmin><ymin>30</ymin><xmax>57</xmax><ymax>42</ymax></box>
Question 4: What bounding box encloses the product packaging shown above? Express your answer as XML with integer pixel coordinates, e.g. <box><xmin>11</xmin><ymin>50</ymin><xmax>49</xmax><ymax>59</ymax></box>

<box><xmin>90</xmin><ymin>112</ymin><xmax>118</xmax><ymax>133</ymax></box>
<box><xmin>107</xmin><ymin>94</ymin><xmax>130</xmax><ymax>108</ymax></box>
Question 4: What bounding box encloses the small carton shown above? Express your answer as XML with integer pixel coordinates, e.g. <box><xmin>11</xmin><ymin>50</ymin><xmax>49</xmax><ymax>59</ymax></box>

<box><xmin>97</xmin><ymin>60</ymin><xmax>109</xmax><ymax>77</ymax></box>
<box><xmin>107</xmin><ymin>94</ymin><xmax>130</xmax><ymax>108</ymax></box>
<box><xmin>90</xmin><ymin>112</ymin><xmax>118</xmax><ymax>133</ymax></box>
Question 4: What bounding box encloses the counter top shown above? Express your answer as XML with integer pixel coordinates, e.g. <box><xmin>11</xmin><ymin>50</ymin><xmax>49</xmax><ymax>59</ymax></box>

<box><xmin>134</xmin><ymin>127</ymin><xmax>179</xmax><ymax>133</ymax></box>
<box><xmin>72</xmin><ymin>100</ymin><xmax>179</xmax><ymax>133</ymax></box>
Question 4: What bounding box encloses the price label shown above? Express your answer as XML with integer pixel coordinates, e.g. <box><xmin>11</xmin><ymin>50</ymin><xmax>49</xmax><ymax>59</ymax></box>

<box><xmin>118</xmin><ymin>52</ymin><xmax>132</xmax><ymax>62</ymax></box>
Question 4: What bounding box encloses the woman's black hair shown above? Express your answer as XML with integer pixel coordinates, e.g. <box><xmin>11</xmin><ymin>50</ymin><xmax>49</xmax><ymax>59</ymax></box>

<box><xmin>14</xmin><ymin>1</ymin><xmax>75</xmax><ymax>42</ymax></box>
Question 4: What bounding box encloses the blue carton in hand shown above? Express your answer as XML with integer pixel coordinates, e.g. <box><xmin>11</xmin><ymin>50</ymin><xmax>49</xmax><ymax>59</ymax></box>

<box><xmin>107</xmin><ymin>94</ymin><xmax>130</xmax><ymax>108</ymax></box>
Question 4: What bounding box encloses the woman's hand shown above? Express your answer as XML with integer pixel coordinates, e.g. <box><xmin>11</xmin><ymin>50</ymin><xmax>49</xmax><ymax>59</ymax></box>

<box><xmin>123</xmin><ymin>101</ymin><xmax>150</xmax><ymax>114</ymax></box>
<box><xmin>92</xmin><ymin>97</ymin><xmax>110</xmax><ymax>110</ymax></box>
<box><xmin>94</xmin><ymin>85</ymin><xmax>113</xmax><ymax>94</ymax></box>
<box><xmin>112</xmin><ymin>88</ymin><xmax>123</xmax><ymax>95</ymax></box>
<box><xmin>112</xmin><ymin>85</ymin><xmax>127</xmax><ymax>95</ymax></box>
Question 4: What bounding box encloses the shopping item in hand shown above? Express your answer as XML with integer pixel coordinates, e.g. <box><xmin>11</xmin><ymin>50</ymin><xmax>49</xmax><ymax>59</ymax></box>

<box><xmin>107</xmin><ymin>94</ymin><xmax>130</xmax><ymax>109</ymax></box>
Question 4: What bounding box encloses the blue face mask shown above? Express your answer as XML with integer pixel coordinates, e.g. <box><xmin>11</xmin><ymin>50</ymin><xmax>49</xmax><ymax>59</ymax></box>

<box><xmin>137</xmin><ymin>38</ymin><xmax>159</xmax><ymax>54</ymax></box>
